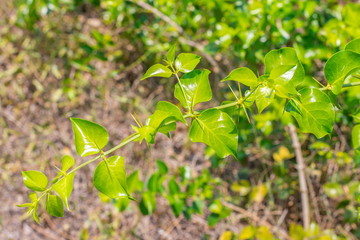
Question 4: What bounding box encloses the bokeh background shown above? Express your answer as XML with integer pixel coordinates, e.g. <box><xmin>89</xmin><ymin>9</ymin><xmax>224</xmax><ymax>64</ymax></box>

<box><xmin>1</xmin><ymin>0</ymin><xmax>360</xmax><ymax>239</ymax></box>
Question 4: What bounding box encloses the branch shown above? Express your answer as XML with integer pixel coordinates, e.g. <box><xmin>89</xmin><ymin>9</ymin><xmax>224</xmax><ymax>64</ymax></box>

<box><xmin>288</xmin><ymin>124</ymin><xmax>310</xmax><ymax>230</ymax></box>
<box><xmin>222</xmin><ymin>201</ymin><xmax>290</xmax><ymax>240</ymax></box>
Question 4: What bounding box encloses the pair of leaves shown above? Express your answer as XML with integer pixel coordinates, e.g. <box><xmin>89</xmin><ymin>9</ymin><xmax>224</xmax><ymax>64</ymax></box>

<box><xmin>190</xmin><ymin>109</ymin><xmax>238</xmax><ymax>158</ymax></box>
<box><xmin>174</xmin><ymin>69</ymin><xmax>212</xmax><ymax>110</ymax></box>
<box><xmin>134</xmin><ymin>101</ymin><xmax>186</xmax><ymax>144</ymax></box>
<box><xmin>71</xmin><ymin>118</ymin><xmax>131</xmax><ymax>200</ymax></box>
<box><xmin>325</xmin><ymin>38</ymin><xmax>360</xmax><ymax>94</ymax></box>
<box><xmin>141</xmin><ymin>52</ymin><xmax>201</xmax><ymax>80</ymax></box>
<box><xmin>286</xmin><ymin>88</ymin><xmax>335</xmax><ymax>138</ymax></box>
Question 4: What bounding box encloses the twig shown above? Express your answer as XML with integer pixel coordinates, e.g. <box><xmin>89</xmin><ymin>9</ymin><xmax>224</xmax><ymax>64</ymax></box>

<box><xmin>222</xmin><ymin>201</ymin><xmax>290</xmax><ymax>240</ymax></box>
<box><xmin>288</xmin><ymin>124</ymin><xmax>310</xmax><ymax>230</ymax></box>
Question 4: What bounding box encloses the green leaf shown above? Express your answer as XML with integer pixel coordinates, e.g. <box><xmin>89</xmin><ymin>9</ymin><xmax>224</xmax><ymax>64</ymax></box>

<box><xmin>139</xmin><ymin>191</ymin><xmax>156</xmax><ymax>215</ymax></box>
<box><xmin>254</xmin><ymin>84</ymin><xmax>275</xmax><ymax>113</ymax></box>
<box><xmin>52</xmin><ymin>173</ymin><xmax>75</xmax><ymax>210</ymax></box>
<box><xmin>46</xmin><ymin>194</ymin><xmax>64</xmax><ymax>217</ymax></box>
<box><xmin>126</xmin><ymin>171</ymin><xmax>143</xmax><ymax>193</ymax></box>
<box><xmin>60</xmin><ymin>155</ymin><xmax>75</xmax><ymax>172</ymax></box>
<box><xmin>174</xmin><ymin>69</ymin><xmax>212</xmax><ymax>109</ymax></box>
<box><xmin>265</xmin><ymin>47</ymin><xmax>304</xmax><ymax>87</ymax></box>
<box><xmin>22</xmin><ymin>170</ymin><xmax>48</xmax><ymax>192</ymax></box>
<box><xmin>286</xmin><ymin>88</ymin><xmax>335</xmax><ymax>138</ymax></box>
<box><xmin>345</xmin><ymin>38</ymin><xmax>360</xmax><ymax>54</ymax></box>
<box><xmin>221</xmin><ymin>67</ymin><xmax>258</xmax><ymax>87</ymax></box>
<box><xmin>168</xmin><ymin>178</ymin><xmax>180</xmax><ymax>195</ymax></box>
<box><xmin>70</xmin><ymin>118</ymin><xmax>109</xmax><ymax>157</ymax></box>
<box><xmin>324</xmin><ymin>50</ymin><xmax>360</xmax><ymax>94</ymax></box>
<box><xmin>135</xmin><ymin>101</ymin><xmax>186</xmax><ymax>143</ymax></box>
<box><xmin>189</xmin><ymin>109</ymin><xmax>237</xmax><ymax>158</ymax></box>
<box><xmin>141</xmin><ymin>64</ymin><xmax>173</xmax><ymax>80</ymax></box>
<box><xmin>239</xmin><ymin>225</ymin><xmax>256</xmax><ymax>239</ymax></box>
<box><xmin>166</xmin><ymin>44</ymin><xmax>176</xmax><ymax>63</ymax></box>
<box><xmin>93</xmin><ymin>155</ymin><xmax>129</xmax><ymax>199</ymax></box>
<box><xmin>323</xmin><ymin>183</ymin><xmax>343</xmax><ymax>198</ymax></box>
<box><xmin>174</xmin><ymin>53</ymin><xmax>201</xmax><ymax>73</ymax></box>
<box><xmin>352</xmin><ymin>125</ymin><xmax>360</xmax><ymax>150</ymax></box>
<box><xmin>156</xmin><ymin>160</ymin><xmax>168</xmax><ymax>175</ymax></box>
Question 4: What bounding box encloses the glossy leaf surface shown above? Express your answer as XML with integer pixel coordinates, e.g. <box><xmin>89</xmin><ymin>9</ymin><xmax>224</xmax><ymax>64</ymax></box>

<box><xmin>189</xmin><ymin>109</ymin><xmax>237</xmax><ymax>158</ymax></box>
<box><xmin>345</xmin><ymin>38</ymin><xmax>360</xmax><ymax>54</ymax></box>
<box><xmin>174</xmin><ymin>69</ymin><xmax>212</xmax><ymax>109</ymax></box>
<box><xmin>324</xmin><ymin>50</ymin><xmax>360</xmax><ymax>94</ymax></box>
<box><xmin>174</xmin><ymin>53</ymin><xmax>201</xmax><ymax>73</ymax></box>
<box><xmin>46</xmin><ymin>194</ymin><xmax>64</xmax><ymax>217</ymax></box>
<box><xmin>22</xmin><ymin>170</ymin><xmax>48</xmax><ymax>192</ymax></box>
<box><xmin>52</xmin><ymin>173</ymin><xmax>75</xmax><ymax>210</ymax></box>
<box><xmin>141</xmin><ymin>64</ymin><xmax>172</xmax><ymax>80</ymax></box>
<box><xmin>221</xmin><ymin>67</ymin><xmax>258</xmax><ymax>87</ymax></box>
<box><xmin>286</xmin><ymin>88</ymin><xmax>335</xmax><ymax>138</ymax></box>
<box><xmin>93</xmin><ymin>155</ymin><xmax>128</xmax><ymax>199</ymax></box>
<box><xmin>70</xmin><ymin>118</ymin><xmax>109</xmax><ymax>157</ymax></box>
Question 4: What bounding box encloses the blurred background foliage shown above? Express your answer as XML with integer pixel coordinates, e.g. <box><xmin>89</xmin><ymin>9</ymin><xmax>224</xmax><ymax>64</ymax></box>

<box><xmin>1</xmin><ymin>0</ymin><xmax>360</xmax><ymax>239</ymax></box>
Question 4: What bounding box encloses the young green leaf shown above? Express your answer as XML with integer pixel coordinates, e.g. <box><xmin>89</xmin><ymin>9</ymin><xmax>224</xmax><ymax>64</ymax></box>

<box><xmin>134</xmin><ymin>101</ymin><xmax>186</xmax><ymax>143</ymax></box>
<box><xmin>52</xmin><ymin>173</ymin><xmax>75</xmax><ymax>210</ymax></box>
<box><xmin>174</xmin><ymin>69</ymin><xmax>212</xmax><ymax>109</ymax></box>
<box><xmin>46</xmin><ymin>194</ymin><xmax>64</xmax><ymax>217</ymax></box>
<box><xmin>60</xmin><ymin>155</ymin><xmax>75</xmax><ymax>172</ymax></box>
<box><xmin>22</xmin><ymin>170</ymin><xmax>48</xmax><ymax>192</ymax></box>
<box><xmin>265</xmin><ymin>47</ymin><xmax>304</xmax><ymax>94</ymax></box>
<box><xmin>254</xmin><ymin>84</ymin><xmax>275</xmax><ymax>113</ymax></box>
<box><xmin>174</xmin><ymin>53</ymin><xmax>201</xmax><ymax>73</ymax></box>
<box><xmin>166</xmin><ymin>44</ymin><xmax>176</xmax><ymax>63</ymax></box>
<box><xmin>345</xmin><ymin>38</ymin><xmax>360</xmax><ymax>54</ymax></box>
<box><xmin>126</xmin><ymin>170</ymin><xmax>143</xmax><ymax>193</ymax></box>
<box><xmin>286</xmin><ymin>88</ymin><xmax>335</xmax><ymax>138</ymax></box>
<box><xmin>324</xmin><ymin>50</ymin><xmax>360</xmax><ymax>94</ymax></box>
<box><xmin>70</xmin><ymin>118</ymin><xmax>109</xmax><ymax>157</ymax></box>
<box><xmin>221</xmin><ymin>67</ymin><xmax>258</xmax><ymax>87</ymax></box>
<box><xmin>189</xmin><ymin>109</ymin><xmax>238</xmax><ymax>158</ymax></box>
<box><xmin>93</xmin><ymin>155</ymin><xmax>129</xmax><ymax>199</ymax></box>
<box><xmin>139</xmin><ymin>191</ymin><xmax>156</xmax><ymax>215</ymax></box>
<box><xmin>141</xmin><ymin>64</ymin><xmax>173</xmax><ymax>80</ymax></box>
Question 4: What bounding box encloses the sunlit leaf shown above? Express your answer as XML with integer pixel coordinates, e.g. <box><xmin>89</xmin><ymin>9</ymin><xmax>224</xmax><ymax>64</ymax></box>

<box><xmin>134</xmin><ymin>101</ymin><xmax>185</xmax><ymax>143</ymax></box>
<box><xmin>141</xmin><ymin>64</ymin><xmax>172</xmax><ymax>80</ymax></box>
<box><xmin>166</xmin><ymin>44</ymin><xmax>176</xmax><ymax>63</ymax></box>
<box><xmin>323</xmin><ymin>182</ymin><xmax>343</xmax><ymax>198</ymax></box>
<box><xmin>265</xmin><ymin>47</ymin><xmax>304</xmax><ymax>88</ymax></box>
<box><xmin>189</xmin><ymin>109</ymin><xmax>237</xmax><ymax>158</ymax></box>
<box><xmin>93</xmin><ymin>155</ymin><xmax>129</xmax><ymax>199</ymax></box>
<box><xmin>46</xmin><ymin>194</ymin><xmax>64</xmax><ymax>217</ymax></box>
<box><xmin>324</xmin><ymin>50</ymin><xmax>360</xmax><ymax>94</ymax></box>
<box><xmin>52</xmin><ymin>173</ymin><xmax>75</xmax><ymax>210</ymax></box>
<box><xmin>174</xmin><ymin>69</ymin><xmax>212</xmax><ymax>109</ymax></box>
<box><xmin>174</xmin><ymin>53</ymin><xmax>201</xmax><ymax>73</ymax></box>
<box><xmin>239</xmin><ymin>225</ymin><xmax>256</xmax><ymax>239</ymax></box>
<box><xmin>286</xmin><ymin>88</ymin><xmax>335</xmax><ymax>138</ymax></box>
<box><xmin>70</xmin><ymin>118</ymin><xmax>109</xmax><ymax>157</ymax></box>
<box><xmin>22</xmin><ymin>170</ymin><xmax>48</xmax><ymax>192</ymax></box>
<box><xmin>345</xmin><ymin>38</ymin><xmax>360</xmax><ymax>54</ymax></box>
<box><xmin>221</xmin><ymin>67</ymin><xmax>258</xmax><ymax>87</ymax></box>
<box><xmin>139</xmin><ymin>191</ymin><xmax>156</xmax><ymax>215</ymax></box>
